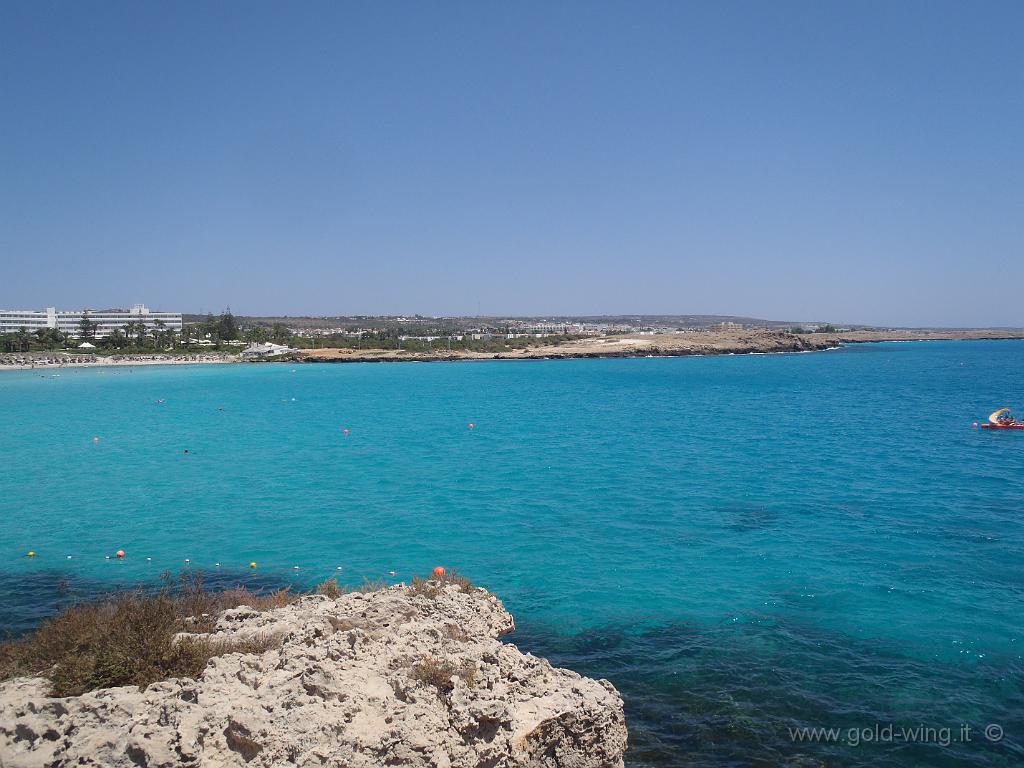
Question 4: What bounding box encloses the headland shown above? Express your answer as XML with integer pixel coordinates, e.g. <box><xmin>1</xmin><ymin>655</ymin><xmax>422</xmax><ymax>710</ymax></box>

<box><xmin>0</xmin><ymin>581</ymin><xmax>627</xmax><ymax>767</ymax></box>
<box><xmin>296</xmin><ymin>328</ymin><xmax>1024</xmax><ymax>364</ymax></box>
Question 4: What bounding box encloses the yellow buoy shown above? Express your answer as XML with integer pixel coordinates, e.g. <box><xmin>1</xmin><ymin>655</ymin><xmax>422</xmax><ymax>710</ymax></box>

<box><xmin>249</xmin><ymin>561</ymin><xmax>257</xmax><ymax>568</ymax></box>
<box><xmin>27</xmin><ymin>551</ymin><xmax>36</xmax><ymax>558</ymax></box>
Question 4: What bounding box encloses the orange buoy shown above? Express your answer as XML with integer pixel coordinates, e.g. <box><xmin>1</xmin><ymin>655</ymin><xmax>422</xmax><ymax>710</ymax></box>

<box><xmin>433</xmin><ymin>566</ymin><xmax>446</xmax><ymax>578</ymax></box>
<box><xmin>116</xmin><ymin>550</ymin><xmax>125</xmax><ymax>559</ymax></box>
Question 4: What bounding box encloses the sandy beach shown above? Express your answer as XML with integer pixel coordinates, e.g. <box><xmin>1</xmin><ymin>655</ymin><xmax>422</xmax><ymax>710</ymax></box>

<box><xmin>0</xmin><ymin>353</ymin><xmax>238</xmax><ymax>372</ymax></box>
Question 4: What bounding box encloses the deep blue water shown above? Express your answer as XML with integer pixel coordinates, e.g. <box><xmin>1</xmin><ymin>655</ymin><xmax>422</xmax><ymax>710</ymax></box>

<box><xmin>2</xmin><ymin>341</ymin><xmax>1023</xmax><ymax>766</ymax></box>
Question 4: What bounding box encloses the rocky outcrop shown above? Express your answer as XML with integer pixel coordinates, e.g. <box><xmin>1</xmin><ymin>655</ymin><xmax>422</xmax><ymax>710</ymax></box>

<box><xmin>0</xmin><ymin>584</ymin><xmax>627</xmax><ymax>767</ymax></box>
<box><xmin>293</xmin><ymin>329</ymin><xmax>841</xmax><ymax>365</ymax></box>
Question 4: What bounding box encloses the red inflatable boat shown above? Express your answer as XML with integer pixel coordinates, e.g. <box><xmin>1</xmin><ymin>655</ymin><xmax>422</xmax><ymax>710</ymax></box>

<box><xmin>980</xmin><ymin>408</ymin><xmax>1023</xmax><ymax>430</ymax></box>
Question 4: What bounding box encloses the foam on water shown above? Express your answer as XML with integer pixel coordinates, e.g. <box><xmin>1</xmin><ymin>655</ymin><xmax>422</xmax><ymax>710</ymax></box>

<box><xmin>2</xmin><ymin>340</ymin><xmax>1023</xmax><ymax>766</ymax></box>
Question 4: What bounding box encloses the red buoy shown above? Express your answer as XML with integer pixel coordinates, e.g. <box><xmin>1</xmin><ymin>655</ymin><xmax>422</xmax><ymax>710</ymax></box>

<box><xmin>116</xmin><ymin>550</ymin><xmax>125</xmax><ymax>559</ymax></box>
<box><xmin>433</xmin><ymin>566</ymin><xmax>446</xmax><ymax>578</ymax></box>
<box><xmin>468</xmin><ymin>423</ymin><xmax>475</xmax><ymax>429</ymax></box>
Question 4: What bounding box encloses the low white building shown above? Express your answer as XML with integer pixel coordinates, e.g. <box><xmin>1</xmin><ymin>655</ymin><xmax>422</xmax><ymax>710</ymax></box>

<box><xmin>0</xmin><ymin>304</ymin><xmax>182</xmax><ymax>338</ymax></box>
<box><xmin>242</xmin><ymin>342</ymin><xmax>298</xmax><ymax>359</ymax></box>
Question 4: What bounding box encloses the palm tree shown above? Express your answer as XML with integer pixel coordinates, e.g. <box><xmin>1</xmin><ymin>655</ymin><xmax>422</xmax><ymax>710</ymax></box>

<box><xmin>106</xmin><ymin>329</ymin><xmax>127</xmax><ymax>349</ymax></box>
<box><xmin>272</xmin><ymin>323</ymin><xmax>292</xmax><ymax>344</ymax></box>
<box><xmin>153</xmin><ymin>319</ymin><xmax>168</xmax><ymax>350</ymax></box>
<box><xmin>244</xmin><ymin>327</ymin><xmax>266</xmax><ymax>344</ymax></box>
<box><xmin>15</xmin><ymin>327</ymin><xmax>31</xmax><ymax>352</ymax></box>
<box><xmin>121</xmin><ymin>321</ymin><xmax>139</xmax><ymax>346</ymax></box>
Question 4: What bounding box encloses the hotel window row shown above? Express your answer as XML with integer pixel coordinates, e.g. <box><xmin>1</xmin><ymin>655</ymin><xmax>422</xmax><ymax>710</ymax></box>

<box><xmin>0</xmin><ymin>305</ymin><xmax>183</xmax><ymax>337</ymax></box>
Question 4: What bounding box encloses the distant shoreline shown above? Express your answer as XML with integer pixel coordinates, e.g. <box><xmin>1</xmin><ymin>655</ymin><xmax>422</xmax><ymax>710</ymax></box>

<box><xmin>3</xmin><ymin>330</ymin><xmax>1022</xmax><ymax>372</ymax></box>
<box><xmin>294</xmin><ymin>329</ymin><xmax>1024</xmax><ymax>365</ymax></box>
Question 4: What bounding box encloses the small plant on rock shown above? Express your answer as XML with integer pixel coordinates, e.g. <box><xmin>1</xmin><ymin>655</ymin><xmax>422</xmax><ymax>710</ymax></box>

<box><xmin>408</xmin><ymin>569</ymin><xmax>475</xmax><ymax>599</ymax></box>
<box><xmin>409</xmin><ymin>656</ymin><xmax>477</xmax><ymax>694</ymax></box>
<box><xmin>316</xmin><ymin>578</ymin><xmax>344</xmax><ymax>598</ymax></box>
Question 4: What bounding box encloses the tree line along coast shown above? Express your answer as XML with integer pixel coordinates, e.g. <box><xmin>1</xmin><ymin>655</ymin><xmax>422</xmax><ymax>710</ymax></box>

<box><xmin>3</xmin><ymin>310</ymin><xmax>1023</xmax><ymax>362</ymax></box>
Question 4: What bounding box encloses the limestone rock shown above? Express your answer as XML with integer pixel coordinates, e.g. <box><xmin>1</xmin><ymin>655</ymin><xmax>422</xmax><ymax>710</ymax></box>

<box><xmin>0</xmin><ymin>584</ymin><xmax>627</xmax><ymax>767</ymax></box>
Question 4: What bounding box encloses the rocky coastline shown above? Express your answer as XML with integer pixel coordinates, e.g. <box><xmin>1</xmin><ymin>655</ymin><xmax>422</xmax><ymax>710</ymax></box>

<box><xmin>294</xmin><ymin>328</ymin><xmax>1024</xmax><ymax>365</ymax></box>
<box><xmin>297</xmin><ymin>330</ymin><xmax>833</xmax><ymax>365</ymax></box>
<box><xmin>0</xmin><ymin>583</ymin><xmax>627</xmax><ymax>767</ymax></box>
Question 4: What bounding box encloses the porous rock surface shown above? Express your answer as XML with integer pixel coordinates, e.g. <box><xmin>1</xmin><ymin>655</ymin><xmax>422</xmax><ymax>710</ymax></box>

<box><xmin>0</xmin><ymin>584</ymin><xmax>626</xmax><ymax>767</ymax></box>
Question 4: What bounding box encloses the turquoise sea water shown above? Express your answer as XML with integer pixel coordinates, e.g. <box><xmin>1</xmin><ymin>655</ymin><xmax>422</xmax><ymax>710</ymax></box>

<box><xmin>2</xmin><ymin>340</ymin><xmax>1023</xmax><ymax>766</ymax></box>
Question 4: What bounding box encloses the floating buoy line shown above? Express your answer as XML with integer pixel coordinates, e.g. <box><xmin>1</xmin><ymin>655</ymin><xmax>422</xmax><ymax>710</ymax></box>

<box><xmin>58</xmin><ymin>407</ymin><xmax>476</xmax><ymax>583</ymax></box>
<box><xmin>22</xmin><ymin>551</ymin><xmax>347</xmax><ymax>570</ymax></box>
<box><xmin>19</xmin><ymin>552</ymin><xmax>451</xmax><ymax>585</ymax></box>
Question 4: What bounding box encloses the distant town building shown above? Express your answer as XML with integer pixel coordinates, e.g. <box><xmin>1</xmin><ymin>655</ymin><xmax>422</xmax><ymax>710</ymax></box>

<box><xmin>0</xmin><ymin>304</ymin><xmax>182</xmax><ymax>337</ymax></box>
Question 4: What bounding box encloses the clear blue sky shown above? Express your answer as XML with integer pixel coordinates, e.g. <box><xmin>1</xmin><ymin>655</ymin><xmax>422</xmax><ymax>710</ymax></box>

<box><xmin>2</xmin><ymin>1</ymin><xmax>1021</xmax><ymax>326</ymax></box>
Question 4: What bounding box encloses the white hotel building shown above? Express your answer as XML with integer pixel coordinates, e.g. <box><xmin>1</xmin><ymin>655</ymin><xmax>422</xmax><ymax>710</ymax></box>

<box><xmin>0</xmin><ymin>304</ymin><xmax>183</xmax><ymax>338</ymax></box>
